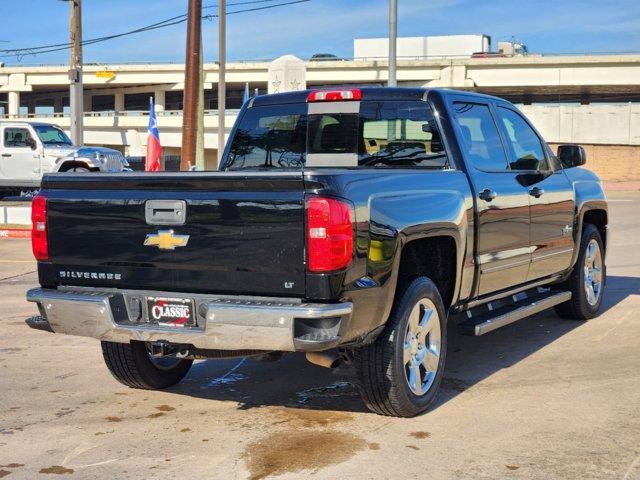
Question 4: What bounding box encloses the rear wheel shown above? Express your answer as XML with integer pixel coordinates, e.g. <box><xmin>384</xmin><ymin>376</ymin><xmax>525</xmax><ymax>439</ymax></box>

<box><xmin>101</xmin><ymin>341</ymin><xmax>193</xmax><ymax>390</ymax></box>
<box><xmin>555</xmin><ymin>224</ymin><xmax>606</xmax><ymax>320</ymax></box>
<box><xmin>354</xmin><ymin>276</ymin><xmax>447</xmax><ymax>417</ymax></box>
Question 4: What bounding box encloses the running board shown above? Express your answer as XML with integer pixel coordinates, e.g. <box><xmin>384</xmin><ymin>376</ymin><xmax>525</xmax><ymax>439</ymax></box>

<box><xmin>457</xmin><ymin>290</ymin><xmax>572</xmax><ymax>336</ymax></box>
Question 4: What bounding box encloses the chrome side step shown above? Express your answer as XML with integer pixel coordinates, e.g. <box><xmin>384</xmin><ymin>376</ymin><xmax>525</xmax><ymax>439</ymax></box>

<box><xmin>457</xmin><ymin>290</ymin><xmax>572</xmax><ymax>336</ymax></box>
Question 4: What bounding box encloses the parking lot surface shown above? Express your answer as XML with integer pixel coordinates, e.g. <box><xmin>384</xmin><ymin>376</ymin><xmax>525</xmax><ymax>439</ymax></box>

<box><xmin>0</xmin><ymin>191</ymin><xmax>639</xmax><ymax>479</ymax></box>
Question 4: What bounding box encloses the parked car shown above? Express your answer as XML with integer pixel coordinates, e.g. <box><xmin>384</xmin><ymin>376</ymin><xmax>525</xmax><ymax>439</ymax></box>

<box><xmin>25</xmin><ymin>88</ymin><xmax>607</xmax><ymax>417</ymax></box>
<box><xmin>309</xmin><ymin>53</ymin><xmax>344</xmax><ymax>61</ymax></box>
<box><xmin>0</xmin><ymin>121</ymin><xmax>129</xmax><ymax>195</ymax></box>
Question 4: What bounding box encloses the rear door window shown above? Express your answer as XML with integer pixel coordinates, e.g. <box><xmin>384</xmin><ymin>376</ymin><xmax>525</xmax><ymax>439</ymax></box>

<box><xmin>452</xmin><ymin>102</ymin><xmax>509</xmax><ymax>172</ymax></box>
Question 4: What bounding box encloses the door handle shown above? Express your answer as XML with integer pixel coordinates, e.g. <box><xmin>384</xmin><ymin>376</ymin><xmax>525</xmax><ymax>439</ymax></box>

<box><xmin>529</xmin><ymin>187</ymin><xmax>545</xmax><ymax>198</ymax></box>
<box><xmin>1</xmin><ymin>154</ymin><xmax>10</xmax><ymax>158</ymax></box>
<box><xmin>145</xmin><ymin>200</ymin><xmax>186</xmax><ymax>225</ymax></box>
<box><xmin>478</xmin><ymin>188</ymin><xmax>497</xmax><ymax>202</ymax></box>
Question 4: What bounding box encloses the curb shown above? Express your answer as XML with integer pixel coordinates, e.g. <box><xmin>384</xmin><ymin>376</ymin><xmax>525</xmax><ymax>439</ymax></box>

<box><xmin>0</xmin><ymin>229</ymin><xmax>31</xmax><ymax>239</ymax></box>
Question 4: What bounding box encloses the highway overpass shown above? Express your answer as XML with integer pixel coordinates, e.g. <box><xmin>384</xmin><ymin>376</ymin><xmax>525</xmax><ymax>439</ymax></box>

<box><xmin>2</xmin><ymin>53</ymin><xmax>640</xmax><ymax>178</ymax></box>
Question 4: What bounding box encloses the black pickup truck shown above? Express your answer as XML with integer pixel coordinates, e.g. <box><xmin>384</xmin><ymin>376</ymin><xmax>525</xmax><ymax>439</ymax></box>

<box><xmin>26</xmin><ymin>87</ymin><xmax>608</xmax><ymax>417</ymax></box>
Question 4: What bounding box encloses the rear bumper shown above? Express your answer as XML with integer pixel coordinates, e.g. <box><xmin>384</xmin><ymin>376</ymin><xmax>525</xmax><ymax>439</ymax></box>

<box><xmin>26</xmin><ymin>287</ymin><xmax>352</xmax><ymax>352</ymax></box>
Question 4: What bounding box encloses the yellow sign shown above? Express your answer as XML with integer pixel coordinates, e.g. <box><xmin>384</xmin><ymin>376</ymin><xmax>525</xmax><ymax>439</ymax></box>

<box><xmin>96</xmin><ymin>71</ymin><xmax>116</xmax><ymax>80</ymax></box>
<box><xmin>144</xmin><ymin>230</ymin><xmax>190</xmax><ymax>250</ymax></box>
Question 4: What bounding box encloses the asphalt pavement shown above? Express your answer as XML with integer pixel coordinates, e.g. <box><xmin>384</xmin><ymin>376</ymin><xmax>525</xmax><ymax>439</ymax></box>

<box><xmin>0</xmin><ymin>191</ymin><xmax>639</xmax><ymax>479</ymax></box>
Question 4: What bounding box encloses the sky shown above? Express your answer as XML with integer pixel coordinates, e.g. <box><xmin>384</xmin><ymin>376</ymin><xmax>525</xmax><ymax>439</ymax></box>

<box><xmin>1</xmin><ymin>0</ymin><xmax>639</xmax><ymax>65</ymax></box>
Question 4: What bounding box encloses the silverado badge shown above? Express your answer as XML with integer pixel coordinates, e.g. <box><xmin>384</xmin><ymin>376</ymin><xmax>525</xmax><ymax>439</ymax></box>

<box><xmin>144</xmin><ymin>230</ymin><xmax>190</xmax><ymax>250</ymax></box>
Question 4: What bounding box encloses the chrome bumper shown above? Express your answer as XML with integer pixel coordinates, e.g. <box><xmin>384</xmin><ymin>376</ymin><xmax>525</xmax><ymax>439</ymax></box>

<box><xmin>26</xmin><ymin>288</ymin><xmax>352</xmax><ymax>352</ymax></box>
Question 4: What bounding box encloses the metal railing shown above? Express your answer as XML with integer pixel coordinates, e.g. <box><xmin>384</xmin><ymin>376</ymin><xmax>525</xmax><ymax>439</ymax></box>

<box><xmin>0</xmin><ymin>109</ymin><xmax>242</xmax><ymax>120</ymax></box>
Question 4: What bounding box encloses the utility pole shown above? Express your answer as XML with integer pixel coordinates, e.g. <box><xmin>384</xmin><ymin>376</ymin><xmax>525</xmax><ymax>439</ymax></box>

<box><xmin>217</xmin><ymin>0</ymin><xmax>226</xmax><ymax>165</ymax></box>
<box><xmin>180</xmin><ymin>0</ymin><xmax>202</xmax><ymax>171</ymax></box>
<box><xmin>388</xmin><ymin>0</ymin><xmax>397</xmax><ymax>87</ymax></box>
<box><xmin>69</xmin><ymin>0</ymin><xmax>84</xmax><ymax>144</ymax></box>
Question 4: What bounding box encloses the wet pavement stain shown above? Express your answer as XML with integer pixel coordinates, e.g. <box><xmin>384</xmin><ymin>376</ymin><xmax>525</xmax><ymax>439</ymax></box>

<box><xmin>410</xmin><ymin>431</ymin><xmax>431</xmax><ymax>439</ymax></box>
<box><xmin>0</xmin><ymin>470</ymin><xmax>10</xmax><ymax>478</ymax></box>
<box><xmin>243</xmin><ymin>430</ymin><xmax>366</xmax><ymax>480</ymax></box>
<box><xmin>180</xmin><ymin>428</ymin><xmax>191</xmax><ymax>432</ymax></box>
<box><xmin>105</xmin><ymin>416</ymin><xmax>122</xmax><ymax>423</ymax></box>
<box><xmin>155</xmin><ymin>405</ymin><xmax>175</xmax><ymax>412</ymax></box>
<box><xmin>0</xmin><ymin>348</ymin><xmax>22</xmax><ymax>354</ymax></box>
<box><xmin>147</xmin><ymin>412</ymin><xmax>165</xmax><ymax>419</ymax></box>
<box><xmin>295</xmin><ymin>382</ymin><xmax>358</xmax><ymax>406</ymax></box>
<box><xmin>368</xmin><ymin>442</ymin><xmax>380</xmax><ymax>450</ymax></box>
<box><xmin>39</xmin><ymin>466</ymin><xmax>74</xmax><ymax>475</ymax></box>
<box><xmin>269</xmin><ymin>408</ymin><xmax>353</xmax><ymax>428</ymax></box>
<box><xmin>0</xmin><ymin>465</ymin><xmax>24</xmax><ymax>469</ymax></box>
<box><xmin>406</xmin><ymin>445</ymin><xmax>420</xmax><ymax>451</ymax></box>
<box><xmin>55</xmin><ymin>408</ymin><xmax>76</xmax><ymax>418</ymax></box>
<box><xmin>506</xmin><ymin>465</ymin><xmax>520</xmax><ymax>470</ymax></box>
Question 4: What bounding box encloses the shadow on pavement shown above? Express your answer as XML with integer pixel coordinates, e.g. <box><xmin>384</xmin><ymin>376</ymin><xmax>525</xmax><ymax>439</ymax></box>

<box><xmin>600</xmin><ymin>275</ymin><xmax>640</xmax><ymax>314</ymax></box>
<box><xmin>167</xmin><ymin>274</ymin><xmax>636</xmax><ymax>414</ymax></box>
<box><xmin>167</xmin><ymin>314</ymin><xmax>580</xmax><ymax>414</ymax></box>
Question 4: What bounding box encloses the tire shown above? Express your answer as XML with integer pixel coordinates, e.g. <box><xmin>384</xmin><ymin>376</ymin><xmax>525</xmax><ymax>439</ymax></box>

<box><xmin>69</xmin><ymin>167</ymin><xmax>90</xmax><ymax>173</ymax></box>
<box><xmin>353</xmin><ymin>276</ymin><xmax>447</xmax><ymax>417</ymax></box>
<box><xmin>554</xmin><ymin>223</ymin><xmax>606</xmax><ymax>320</ymax></box>
<box><xmin>101</xmin><ymin>341</ymin><xmax>193</xmax><ymax>390</ymax></box>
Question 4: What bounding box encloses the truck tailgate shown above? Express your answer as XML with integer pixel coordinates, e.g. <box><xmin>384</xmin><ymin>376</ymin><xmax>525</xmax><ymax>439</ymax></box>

<box><xmin>39</xmin><ymin>172</ymin><xmax>306</xmax><ymax>296</ymax></box>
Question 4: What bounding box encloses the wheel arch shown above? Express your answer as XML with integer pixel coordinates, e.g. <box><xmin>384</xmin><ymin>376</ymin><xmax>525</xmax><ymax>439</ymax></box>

<box><xmin>394</xmin><ymin>233</ymin><xmax>461</xmax><ymax>311</ymax></box>
<box><xmin>55</xmin><ymin>160</ymin><xmax>97</xmax><ymax>172</ymax></box>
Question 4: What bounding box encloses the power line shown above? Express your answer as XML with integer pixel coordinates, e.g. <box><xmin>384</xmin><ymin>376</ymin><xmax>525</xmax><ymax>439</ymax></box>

<box><xmin>0</xmin><ymin>0</ymin><xmax>310</xmax><ymax>60</ymax></box>
<box><xmin>0</xmin><ymin>0</ymin><xmax>288</xmax><ymax>55</ymax></box>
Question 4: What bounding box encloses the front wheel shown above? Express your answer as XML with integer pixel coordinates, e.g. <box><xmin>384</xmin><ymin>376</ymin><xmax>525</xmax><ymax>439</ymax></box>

<box><xmin>354</xmin><ymin>276</ymin><xmax>447</xmax><ymax>417</ymax></box>
<box><xmin>101</xmin><ymin>341</ymin><xmax>193</xmax><ymax>390</ymax></box>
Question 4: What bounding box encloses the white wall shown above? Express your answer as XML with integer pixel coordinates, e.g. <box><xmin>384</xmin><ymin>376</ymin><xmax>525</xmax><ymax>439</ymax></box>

<box><xmin>520</xmin><ymin>104</ymin><xmax>640</xmax><ymax>146</ymax></box>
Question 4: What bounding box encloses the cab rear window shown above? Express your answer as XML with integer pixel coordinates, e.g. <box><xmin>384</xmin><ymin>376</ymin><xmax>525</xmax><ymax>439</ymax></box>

<box><xmin>224</xmin><ymin>100</ymin><xmax>449</xmax><ymax>170</ymax></box>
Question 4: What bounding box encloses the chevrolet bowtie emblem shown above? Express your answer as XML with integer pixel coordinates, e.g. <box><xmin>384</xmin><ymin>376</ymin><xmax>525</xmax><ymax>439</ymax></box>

<box><xmin>144</xmin><ymin>230</ymin><xmax>190</xmax><ymax>250</ymax></box>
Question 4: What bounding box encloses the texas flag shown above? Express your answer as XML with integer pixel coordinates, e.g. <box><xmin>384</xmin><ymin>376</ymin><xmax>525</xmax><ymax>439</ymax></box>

<box><xmin>145</xmin><ymin>97</ymin><xmax>162</xmax><ymax>172</ymax></box>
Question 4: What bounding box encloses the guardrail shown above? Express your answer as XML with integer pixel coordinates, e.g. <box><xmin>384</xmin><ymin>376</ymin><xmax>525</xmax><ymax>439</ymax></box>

<box><xmin>0</xmin><ymin>109</ymin><xmax>242</xmax><ymax>119</ymax></box>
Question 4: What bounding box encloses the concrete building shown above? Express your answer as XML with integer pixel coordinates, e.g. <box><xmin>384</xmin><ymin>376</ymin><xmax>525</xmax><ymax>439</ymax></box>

<box><xmin>2</xmin><ymin>52</ymin><xmax>640</xmax><ymax>178</ymax></box>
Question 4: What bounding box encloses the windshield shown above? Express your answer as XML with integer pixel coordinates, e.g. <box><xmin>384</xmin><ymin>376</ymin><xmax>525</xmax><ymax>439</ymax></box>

<box><xmin>33</xmin><ymin>125</ymin><xmax>73</xmax><ymax>146</ymax></box>
<box><xmin>224</xmin><ymin>100</ymin><xmax>449</xmax><ymax>170</ymax></box>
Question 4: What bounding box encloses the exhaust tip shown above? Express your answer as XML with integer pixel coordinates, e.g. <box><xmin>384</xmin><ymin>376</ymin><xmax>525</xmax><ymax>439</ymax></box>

<box><xmin>305</xmin><ymin>351</ymin><xmax>342</xmax><ymax>369</ymax></box>
<box><xmin>25</xmin><ymin>315</ymin><xmax>54</xmax><ymax>333</ymax></box>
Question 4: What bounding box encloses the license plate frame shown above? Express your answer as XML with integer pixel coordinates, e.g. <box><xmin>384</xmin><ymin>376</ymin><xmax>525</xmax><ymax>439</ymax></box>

<box><xmin>146</xmin><ymin>296</ymin><xmax>196</xmax><ymax>328</ymax></box>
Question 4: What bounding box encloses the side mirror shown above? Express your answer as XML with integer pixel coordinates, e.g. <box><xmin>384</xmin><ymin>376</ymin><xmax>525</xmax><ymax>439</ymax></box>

<box><xmin>26</xmin><ymin>137</ymin><xmax>37</xmax><ymax>150</ymax></box>
<box><xmin>557</xmin><ymin>144</ymin><xmax>586</xmax><ymax>168</ymax></box>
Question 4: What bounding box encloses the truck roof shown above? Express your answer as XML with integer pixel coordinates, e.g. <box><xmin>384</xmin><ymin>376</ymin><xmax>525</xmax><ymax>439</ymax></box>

<box><xmin>0</xmin><ymin>120</ymin><xmax>60</xmax><ymax>128</ymax></box>
<box><xmin>251</xmin><ymin>87</ymin><xmax>507</xmax><ymax>107</ymax></box>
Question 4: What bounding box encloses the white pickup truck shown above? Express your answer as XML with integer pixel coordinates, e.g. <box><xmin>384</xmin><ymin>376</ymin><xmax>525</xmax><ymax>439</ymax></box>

<box><xmin>0</xmin><ymin>121</ymin><xmax>129</xmax><ymax>195</ymax></box>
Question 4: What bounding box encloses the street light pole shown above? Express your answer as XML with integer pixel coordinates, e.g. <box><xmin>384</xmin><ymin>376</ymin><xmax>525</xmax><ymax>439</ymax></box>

<box><xmin>69</xmin><ymin>0</ymin><xmax>84</xmax><ymax>144</ymax></box>
<box><xmin>217</xmin><ymin>0</ymin><xmax>226</xmax><ymax>165</ymax></box>
<box><xmin>388</xmin><ymin>0</ymin><xmax>397</xmax><ymax>87</ymax></box>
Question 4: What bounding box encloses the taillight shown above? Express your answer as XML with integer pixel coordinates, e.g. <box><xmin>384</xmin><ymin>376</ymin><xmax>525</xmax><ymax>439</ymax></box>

<box><xmin>31</xmin><ymin>195</ymin><xmax>48</xmax><ymax>261</ymax></box>
<box><xmin>307</xmin><ymin>88</ymin><xmax>362</xmax><ymax>102</ymax></box>
<box><xmin>306</xmin><ymin>197</ymin><xmax>354</xmax><ymax>272</ymax></box>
